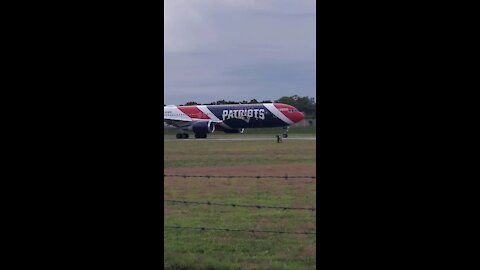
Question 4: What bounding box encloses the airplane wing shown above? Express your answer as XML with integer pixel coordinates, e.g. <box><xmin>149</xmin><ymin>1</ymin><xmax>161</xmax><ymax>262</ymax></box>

<box><xmin>164</xmin><ymin>116</ymin><xmax>222</xmax><ymax>129</ymax></box>
<box><xmin>164</xmin><ymin>116</ymin><xmax>191</xmax><ymax>123</ymax></box>
<box><xmin>164</xmin><ymin>116</ymin><xmax>191</xmax><ymax>129</ymax></box>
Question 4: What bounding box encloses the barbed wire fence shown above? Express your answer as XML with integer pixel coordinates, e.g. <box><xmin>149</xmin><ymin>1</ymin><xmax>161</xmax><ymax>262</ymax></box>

<box><xmin>164</xmin><ymin>225</ymin><xmax>316</xmax><ymax>235</ymax></box>
<box><xmin>164</xmin><ymin>174</ymin><xmax>316</xmax><ymax>180</ymax></box>
<box><xmin>164</xmin><ymin>174</ymin><xmax>317</xmax><ymax>236</ymax></box>
<box><xmin>164</xmin><ymin>199</ymin><xmax>316</xmax><ymax>211</ymax></box>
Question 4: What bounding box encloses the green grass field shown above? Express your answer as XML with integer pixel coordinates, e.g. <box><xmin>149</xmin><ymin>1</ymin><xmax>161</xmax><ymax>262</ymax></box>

<box><xmin>164</xmin><ymin>133</ymin><xmax>316</xmax><ymax>270</ymax></box>
<box><xmin>164</xmin><ymin>125</ymin><xmax>316</xmax><ymax>137</ymax></box>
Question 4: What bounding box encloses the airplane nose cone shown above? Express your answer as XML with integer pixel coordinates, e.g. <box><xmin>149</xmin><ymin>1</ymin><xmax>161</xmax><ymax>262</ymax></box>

<box><xmin>292</xmin><ymin>112</ymin><xmax>305</xmax><ymax>123</ymax></box>
<box><xmin>299</xmin><ymin>112</ymin><xmax>305</xmax><ymax>122</ymax></box>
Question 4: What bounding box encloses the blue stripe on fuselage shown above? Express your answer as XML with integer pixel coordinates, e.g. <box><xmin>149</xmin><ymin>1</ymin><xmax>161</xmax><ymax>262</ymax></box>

<box><xmin>207</xmin><ymin>104</ymin><xmax>287</xmax><ymax>128</ymax></box>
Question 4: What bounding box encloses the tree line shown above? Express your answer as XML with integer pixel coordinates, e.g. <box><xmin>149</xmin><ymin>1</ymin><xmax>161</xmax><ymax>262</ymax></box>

<box><xmin>164</xmin><ymin>95</ymin><xmax>316</xmax><ymax>118</ymax></box>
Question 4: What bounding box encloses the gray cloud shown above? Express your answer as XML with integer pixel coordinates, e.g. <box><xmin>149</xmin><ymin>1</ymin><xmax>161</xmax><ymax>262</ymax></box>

<box><xmin>164</xmin><ymin>0</ymin><xmax>316</xmax><ymax>105</ymax></box>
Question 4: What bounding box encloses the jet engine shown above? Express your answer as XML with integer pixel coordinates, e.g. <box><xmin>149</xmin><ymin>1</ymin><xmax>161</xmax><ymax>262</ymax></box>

<box><xmin>191</xmin><ymin>121</ymin><xmax>216</xmax><ymax>134</ymax></box>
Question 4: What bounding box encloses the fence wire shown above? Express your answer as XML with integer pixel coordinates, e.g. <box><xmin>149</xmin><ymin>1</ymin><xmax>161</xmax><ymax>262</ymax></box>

<box><xmin>164</xmin><ymin>174</ymin><xmax>316</xmax><ymax>180</ymax></box>
<box><xmin>164</xmin><ymin>173</ymin><xmax>317</xmax><ymax>239</ymax></box>
<box><xmin>164</xmin><ymin>225</ymin><xmax>316</xmax><ymax>235</ymax></box>
<box><xmin>164</xmin><ymin>199</ymin><xmax>316</xmax><ymax>211</ymax></box>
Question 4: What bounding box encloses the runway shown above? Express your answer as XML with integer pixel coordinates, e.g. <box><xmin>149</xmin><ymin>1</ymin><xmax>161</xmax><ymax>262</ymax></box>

<box><xmin>164</xmin><ymin>136</ymin><xmax>316</xmax><ymax>142</ymax></box>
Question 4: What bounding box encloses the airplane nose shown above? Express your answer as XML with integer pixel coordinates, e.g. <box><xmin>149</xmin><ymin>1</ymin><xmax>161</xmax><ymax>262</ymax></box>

<box><xmin>298</xmin><ymin>112</ymin><xmax>305</xmax><ymax>122</ymax></box>
<box><xmin>292</xmin><ymin>112</ymin><xmax>305</xmax><ymax>123</ymax></box>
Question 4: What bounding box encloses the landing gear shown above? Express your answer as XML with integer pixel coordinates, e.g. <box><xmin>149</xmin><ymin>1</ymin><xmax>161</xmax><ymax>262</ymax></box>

<box><xmin>194</xmin><ymin>133</ymin><xmax>207</xmax><ymax>139</ymax></box>
<box><xmin>176</xmin><ymin>133</ymin><xmax>189</xmax><ymax>139</ymax></box>
<box><xmin>282</xmin><ymin>126</ymin><xmax>289</xmax><ymax>138</ymax></box>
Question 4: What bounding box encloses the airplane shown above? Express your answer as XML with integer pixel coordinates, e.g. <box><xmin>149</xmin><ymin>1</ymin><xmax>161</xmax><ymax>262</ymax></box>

<box><xmin>164</xmin><ymin>103</ymin><xmax>305</xmax><ymax>139</ymax></box>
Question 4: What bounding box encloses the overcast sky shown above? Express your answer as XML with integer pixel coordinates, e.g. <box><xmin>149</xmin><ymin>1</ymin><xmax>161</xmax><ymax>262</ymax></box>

<box><xmin>164</xmin><ymin>0</ymin><xmax>316</xmax><ymax>105</ymax></box>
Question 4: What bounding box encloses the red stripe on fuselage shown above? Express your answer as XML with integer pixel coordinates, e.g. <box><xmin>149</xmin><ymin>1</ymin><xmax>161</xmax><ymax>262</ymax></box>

<box><xmin>177</xmin><ymin>106</ymin><xmax>211</xmax><ymax>119</ymax></box>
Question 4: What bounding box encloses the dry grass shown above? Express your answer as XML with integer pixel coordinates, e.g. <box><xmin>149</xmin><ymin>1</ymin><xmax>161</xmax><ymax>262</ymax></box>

<box><xmin>164</xmin><ymin>137</ymin><xmax>316</xmax><ymax>270</ymax></box>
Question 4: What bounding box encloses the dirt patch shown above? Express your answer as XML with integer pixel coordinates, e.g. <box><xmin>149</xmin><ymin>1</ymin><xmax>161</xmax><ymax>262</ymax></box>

<box><xmin>303</xmin><ymin>244</ymin><xmax>316</xmax><ymax>257</ymax></box>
